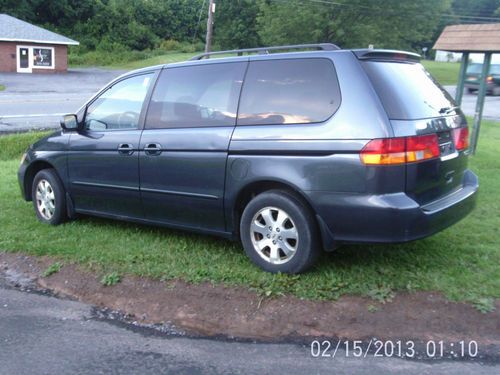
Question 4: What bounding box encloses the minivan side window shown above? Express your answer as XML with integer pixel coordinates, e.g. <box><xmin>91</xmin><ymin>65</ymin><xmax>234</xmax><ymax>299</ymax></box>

<box><xmin>84</xmin><ymin>73</ymin><xmax>153</xmax><ymax>131</ymax></box>
<box><xmin>237</xmin><ymin>58</ymin><xmax>341</xmax><ymax>126</ymax></box>
<box><xmin>145</xmin><ymin>62</ymin><xmax>246</xmax><ymax>129</ymax></box>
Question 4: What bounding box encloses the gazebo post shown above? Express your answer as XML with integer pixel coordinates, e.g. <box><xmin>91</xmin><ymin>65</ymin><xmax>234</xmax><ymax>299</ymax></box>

<box><xmin>433</xmin><ymin>23</ymin><xmax>500</xmax><ymax>154</ymax></box>
<box><xmin>470</xmin><ymin>52</ymin><xmax>492</xmax><ymax>155</ymax></box>
<box><xmin>455</xmin><ymin>52</ymin><xmax>469</xmax><ymax>106</ymax></box>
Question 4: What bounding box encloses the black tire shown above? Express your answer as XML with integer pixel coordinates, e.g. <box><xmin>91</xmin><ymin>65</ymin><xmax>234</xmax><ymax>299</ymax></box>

<box><xmin>240</xmin><ymin>190</ymin><xmax>320</xmax><ymax>274</ymax></box>
<box><xmin>31</xmin><ymin>168</ymin><xmax>67</xmax><ymax>225</ymax></box>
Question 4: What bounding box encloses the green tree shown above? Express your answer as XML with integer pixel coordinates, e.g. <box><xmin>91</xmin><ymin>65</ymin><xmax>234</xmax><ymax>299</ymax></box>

<box><xmin>214</xmin><ymin>0</ymin><xmax>260</xmax><ymax>49</ymax></box>
<box><xmin>257</xmin><ymin>0</ymin><xmax>452</xmax><ymax>52</ymax></box>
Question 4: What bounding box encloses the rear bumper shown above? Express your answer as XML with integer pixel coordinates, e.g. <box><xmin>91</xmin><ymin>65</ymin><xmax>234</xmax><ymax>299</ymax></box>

<box><xmin>308</xmin><ymin>169</ymin><xmax>478</xmax><ymax>244</ymax></box>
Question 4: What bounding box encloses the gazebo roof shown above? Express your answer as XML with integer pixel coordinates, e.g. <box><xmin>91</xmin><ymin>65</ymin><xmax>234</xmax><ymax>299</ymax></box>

<box><xmin>433</xmin><ymin>23</ymin><xmax>500</xmax><ymax>52</ymax></box>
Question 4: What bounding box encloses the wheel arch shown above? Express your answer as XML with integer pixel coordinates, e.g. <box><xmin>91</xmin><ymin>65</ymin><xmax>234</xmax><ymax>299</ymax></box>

<box><xmin>24</xmin><ymin>160</ymin><xmax>57</xmax><ymax>201</ymax></box>
<box><xmin>231</xmin><ymin>179</ymin><xmax>335</xmax><ymax>251</ymax></box>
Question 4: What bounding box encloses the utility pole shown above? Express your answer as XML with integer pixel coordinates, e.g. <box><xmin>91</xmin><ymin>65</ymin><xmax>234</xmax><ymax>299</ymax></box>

<box><xmin>205</xmin><ymin>0</ymin><xmax>216</xmax><ymax>54</ymax></box>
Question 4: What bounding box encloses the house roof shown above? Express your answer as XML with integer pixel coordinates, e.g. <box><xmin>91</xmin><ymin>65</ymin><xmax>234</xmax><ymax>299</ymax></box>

<box><xmin>0</xmin><ymin>14</ymin><xmax>79</xmax><ymax>46</ymax></box>
<box><xmin>433</xmin><ymin>24</ymin><xmax>500</xmax><ymax>52</ymax></box>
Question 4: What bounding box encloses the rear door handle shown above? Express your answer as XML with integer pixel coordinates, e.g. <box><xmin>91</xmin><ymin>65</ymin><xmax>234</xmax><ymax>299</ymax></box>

<box><xmin>144</xmin><ymin>143</ymin><xmax>162</xmax><ymax>156</ymax></box>
<box><xmin>118</xmin><ymin>143</ymin><xmax>134</xmax><ymax>155</ymax></box>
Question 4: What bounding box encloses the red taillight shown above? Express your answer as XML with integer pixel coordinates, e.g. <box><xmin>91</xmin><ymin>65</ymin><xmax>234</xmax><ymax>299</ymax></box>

<box><xmin>453</xmin><ymin>127</ymin><xmax>469</xmax><ymax>151</ymax></box>
<box><xmin>406</xmin><ymin>134</ymin><xmax>440</xmax><ymax>162</ymax></box>
<box><xmin>359</xmin><ymin>138</ymin><xmax>406</xmax><ymax>165</ymax></box>
<box><xmin>361</xmin><ymin>134</ymin><xmax>440</xmax><ymax>165</ymax></box>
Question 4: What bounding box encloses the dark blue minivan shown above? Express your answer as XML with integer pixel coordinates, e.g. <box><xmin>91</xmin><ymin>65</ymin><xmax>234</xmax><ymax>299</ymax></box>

<box><xmin>18</xmin><ymin>44</ymin><xmax>478</xmax><ymax>273</ymax></box>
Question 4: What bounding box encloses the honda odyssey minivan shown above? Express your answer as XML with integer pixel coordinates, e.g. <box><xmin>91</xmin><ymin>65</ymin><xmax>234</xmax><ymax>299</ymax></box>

<box><xmin>18</xmin><ymin>44</ymin><xmax>478</xmax><ymax>273</ymax></box>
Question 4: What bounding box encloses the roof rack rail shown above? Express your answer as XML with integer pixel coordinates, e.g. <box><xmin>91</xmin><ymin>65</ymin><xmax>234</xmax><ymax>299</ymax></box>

<box><xmin>189</xmin><ymin>43</ymin><xmax>340</xmax><ymax>61</ymax></box>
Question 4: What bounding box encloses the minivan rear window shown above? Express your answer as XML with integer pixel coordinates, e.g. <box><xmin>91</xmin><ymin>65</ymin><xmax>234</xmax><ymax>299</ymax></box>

<box><xmin>362</xmin><ymin>61</ymin><xmax>456</xmax><ymax>120</ymax></box>
<box><xmin>237</xmin><ymin>58</ymin><xmax>340</xmax><ymax>126</ymax></box>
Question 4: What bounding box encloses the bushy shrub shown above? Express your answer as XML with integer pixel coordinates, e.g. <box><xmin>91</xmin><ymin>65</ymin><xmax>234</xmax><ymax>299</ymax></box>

<box><xmin>159</xmin><ymin>39</ymin><xmax>182</xmax><ymax>51</ymax></box>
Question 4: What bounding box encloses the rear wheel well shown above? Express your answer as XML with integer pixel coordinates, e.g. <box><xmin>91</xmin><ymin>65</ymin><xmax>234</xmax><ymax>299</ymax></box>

<box><xmin>233</xmin><ymin>181</ymin><xmax>318</xmax><ymax>237</ymax></box>
<box><xmin>24</xmin><ymin>161</ymin><xmax>56</xmax><ymax>201</ymax></box>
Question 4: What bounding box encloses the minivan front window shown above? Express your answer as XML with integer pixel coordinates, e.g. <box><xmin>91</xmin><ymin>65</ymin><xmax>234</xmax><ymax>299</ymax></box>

<box><xmin>362</xmin><ymin>61</ymin><xmax>457</xmax><ymax>120</ymax></box>
<box><xmin>85</xmin><ymin>73</ymin><xmax>153</xmax><ymax>131</ymax></box>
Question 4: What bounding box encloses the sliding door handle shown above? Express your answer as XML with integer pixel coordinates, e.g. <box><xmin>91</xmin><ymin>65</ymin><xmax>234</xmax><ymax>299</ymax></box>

<box><xmin>118</xmin><ymin>143</ymin><xmax>134</xmax><ymax>155</ymax></box>
<box><xmin>144</xmin><ymin>143</ymin><xmax>162</xmax><ymax>156</ymax></box>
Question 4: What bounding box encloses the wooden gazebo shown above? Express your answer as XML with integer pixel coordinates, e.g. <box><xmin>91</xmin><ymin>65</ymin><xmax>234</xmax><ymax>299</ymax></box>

<box><xmin>434</xmin><ymin>24</ymin><xmax>500</xmax><ymax>154</ymax></box>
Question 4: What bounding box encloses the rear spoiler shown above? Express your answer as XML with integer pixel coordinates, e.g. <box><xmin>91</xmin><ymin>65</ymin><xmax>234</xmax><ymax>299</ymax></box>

<box><xmin>352</xmin><ymin>49</ymin><xmax>421</xmax><ymax>63</ymax></box>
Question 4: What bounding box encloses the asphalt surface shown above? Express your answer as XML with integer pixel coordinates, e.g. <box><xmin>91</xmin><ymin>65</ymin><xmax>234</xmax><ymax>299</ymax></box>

<box><xmin>0</xmin><ymin>68</ymin><xmax>125</xmax><ymax>132</ymax></box>
<box><xmin>0</xmin><ymin>280</ymin><xmax>497</xmax><ymax>375</ymax></box>
<box><xmin>444</xmin><ymin>85</ymin><xmax>500</xmax><ymax>120</ymax></box>
<box><xmin>0</xmin><ymin>69</ymin><xmax>499</xmax><ymax>133</ymax></box>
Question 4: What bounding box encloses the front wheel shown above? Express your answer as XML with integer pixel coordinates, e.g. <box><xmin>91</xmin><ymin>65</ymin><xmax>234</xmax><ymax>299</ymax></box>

<box><xmin>240</xmin><ymin>190</ymin><xmax>320</xmax><ymax>274</ymax></box>
<box><xmin>32</xmin><ymin>169</ymin><xmax>67</xmax><ymax>225</ymax></box>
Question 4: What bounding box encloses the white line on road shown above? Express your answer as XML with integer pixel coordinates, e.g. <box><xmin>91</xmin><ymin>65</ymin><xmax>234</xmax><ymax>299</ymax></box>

<box><xmin>0</xmin><ymin>113</ymin><xmax>65</xmax><ymax>119</ymax></box>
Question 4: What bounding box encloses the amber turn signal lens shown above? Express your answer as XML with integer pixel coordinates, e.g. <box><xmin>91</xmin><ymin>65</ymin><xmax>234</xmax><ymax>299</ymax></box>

<box><xmin>361</xmin><ymin>134</ymin><xmax>440</xmax><ymax>165</ymax></box>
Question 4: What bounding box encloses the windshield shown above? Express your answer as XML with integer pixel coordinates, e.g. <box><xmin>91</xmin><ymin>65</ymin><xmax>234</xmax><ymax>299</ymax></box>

<box><xmin>362</xmin><ymin>61</ymin><xmax>457</xmax><ymax>120</ymax></box>
<box><xmin>467</xmin><ymin>63</ymin><xmax>500</xmax><ymax>75</ymax></box>
<box><xmin>467</xmin><ymin>64</ymin><xmax>483</xmax><ymax>74</ymax></box>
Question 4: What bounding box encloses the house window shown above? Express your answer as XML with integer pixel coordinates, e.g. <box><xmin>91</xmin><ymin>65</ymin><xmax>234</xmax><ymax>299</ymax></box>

<box><xmin>32</xmin><ymin>48</ymin><xmax>53</xmax><ymax>68</ymax></box>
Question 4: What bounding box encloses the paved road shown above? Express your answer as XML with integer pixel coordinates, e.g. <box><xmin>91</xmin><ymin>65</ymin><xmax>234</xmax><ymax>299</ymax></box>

<box><xmin>0</xmin><ymin>69</ymin><xmax>499</xmax><ymax>133</ymax></box>
<box><xmin>0</xmin><ymin>69</ymin><xmax>125</xmax><ymax>132</ymax></box>
<box><xmin>0</xmin><ymin>284</ymin><xmax>496</xmax><ymax>375</ymax></box>
<box><xmin>444</xmin><ymin>85</ymin><xmax>500</xmax><ymax>121</ymax></box>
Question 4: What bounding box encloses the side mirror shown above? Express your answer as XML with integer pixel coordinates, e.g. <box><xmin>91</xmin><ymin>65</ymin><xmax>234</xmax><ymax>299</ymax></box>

<box><xmin>60</xmin><ymin>114</ymin><xmax>79</xmax><ymax>131</ymax></box>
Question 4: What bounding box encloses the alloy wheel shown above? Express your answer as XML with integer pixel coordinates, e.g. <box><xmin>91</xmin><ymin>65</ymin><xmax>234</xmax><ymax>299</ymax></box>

<box><xmin>36</xmin><ymin>179</ymin><xmax>56</xmax><ymax>220</ymax></box>
<box><xmin>250</xmin><ymin>206</ymin><xmax>299</xmax><ymax>265</ymax></box>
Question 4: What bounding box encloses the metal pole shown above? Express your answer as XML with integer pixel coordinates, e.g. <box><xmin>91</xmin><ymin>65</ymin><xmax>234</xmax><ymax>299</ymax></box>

<box><xmin>205</xmin><ymin>0</ymin><xmax>215</xmax><ymax>54</ymax></box>
<box><xmin>455</xmin><ymin>52</ymin><xmax>469</xmax><ymax>106</ymax></box>
<box><xmin>470</xmin><ymin>52</ymin><xmax>492</xmax><ymax>155</ymax></box>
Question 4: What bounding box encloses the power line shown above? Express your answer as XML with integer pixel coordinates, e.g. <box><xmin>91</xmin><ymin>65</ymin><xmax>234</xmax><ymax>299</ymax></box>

<box><xmin>268</xmin><ymin>0</ymin><xmax>500</xmax><ymax>23</ymax></box>
<box><xmin>192</xmin><ymin>0</ymin><xmax>207</xmax><ymax>43</ymax></box>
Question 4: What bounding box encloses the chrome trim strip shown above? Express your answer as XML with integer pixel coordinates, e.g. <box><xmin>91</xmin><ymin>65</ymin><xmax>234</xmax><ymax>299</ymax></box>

<box><xmin>72</xmin><ymin>181</ymin><xmax>139</xmax><ymax>191</ymax></box>
<box><xmin>140</xmin><ymin>187</ymin><xmax>219</xmax><ymax>200</ymax></box>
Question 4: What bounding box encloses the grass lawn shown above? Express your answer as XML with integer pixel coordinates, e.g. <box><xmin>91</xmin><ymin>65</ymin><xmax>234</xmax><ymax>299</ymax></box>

<box><xmin>422</xmin><ymin>60</ymin><xmax>460</xmax><ymax>85</ymax></box>
<box><xmin>0</xmin><ymin>84</ymin><xmax>5</xmax><ymax>91</ymax></box>
<box><xmin>0</xmin><ymin>121</ymin><xmax>498</xmax><ymax>307</ymax></box>
<box><xmin>110</xmin><ymin>52</ymin><xmax>198</xmax><ymax>70</ymax></box>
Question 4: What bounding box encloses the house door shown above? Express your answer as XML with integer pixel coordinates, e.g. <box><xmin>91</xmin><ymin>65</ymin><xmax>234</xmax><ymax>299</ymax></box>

<box><xmin>17</xmin><ymin>46</ymin><xmax>32</xmax><ymax>73</ymax></box>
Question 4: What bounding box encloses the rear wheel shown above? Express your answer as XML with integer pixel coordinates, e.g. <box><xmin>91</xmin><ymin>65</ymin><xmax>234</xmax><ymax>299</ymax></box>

<box><xmin>32</xmin><ymin>169</ymin><xmax>67</xmax><ymax>225</ymax></box>
<box><xmin>240</xmin><ymin>190</ymin><xmax>320</xmax><ymax>274</ymax></box>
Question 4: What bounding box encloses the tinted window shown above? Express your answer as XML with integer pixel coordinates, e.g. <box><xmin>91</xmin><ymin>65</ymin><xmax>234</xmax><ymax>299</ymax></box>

<box><xmin>145</xmin><ymin>62</ymin><xmax>246</xmax><ymax>129</ymax></box>
<box><xmin>85</xmin><ymin>73</ymin><xmax>153</xmax><ymax>131</ymax></box>
<box><xmin>490</xmin><ymin>64</ymin><xmax>500</xmax><ymax>75</ymax></box>
<box><xmin>362</xmin><ymin>61</ymin><xmax>456</xmax><ymax>120</ymax></box>
<box><xmin>466</xmin><ymin>63</ymin><xmax>482</xmax><ymax>74</ymax></box>
<box><xmin>467</xmin><ymin>63</ymin><xmax>500</xmax><ymax>75</ymax></box>
<box><xmin>237</xmin><ymin>59</ymin><xmax>340</xmax><ymax>126</ymax></box>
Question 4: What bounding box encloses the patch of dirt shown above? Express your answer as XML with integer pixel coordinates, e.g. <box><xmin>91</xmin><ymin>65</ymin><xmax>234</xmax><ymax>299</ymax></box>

<box><xmin>1</xmin><ymin>252</ymin><xmax>499</xmax><ymax>345</ymax></box>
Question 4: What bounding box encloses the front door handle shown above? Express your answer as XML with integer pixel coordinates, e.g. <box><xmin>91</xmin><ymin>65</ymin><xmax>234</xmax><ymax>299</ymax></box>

<box><xmin>144</xmin><ymin>143</ymin><xmax>162</xmax><ymax>156</ymax></box>
<box><xmin>118</xmin><ymin>143</ymin><xmax>134</xmax><ymax>155</ymax></box>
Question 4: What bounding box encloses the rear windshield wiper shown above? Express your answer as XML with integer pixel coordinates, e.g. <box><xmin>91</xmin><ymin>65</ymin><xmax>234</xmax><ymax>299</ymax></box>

<box><xmin>439</xmin><ymin>106</ymin><xmax>460</xmax><ymax>114</ymax></box>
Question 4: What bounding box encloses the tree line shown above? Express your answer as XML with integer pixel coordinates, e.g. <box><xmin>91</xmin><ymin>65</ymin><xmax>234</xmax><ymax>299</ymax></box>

<box><xmin>1</xmin><ymin>0</ymin><xmax>499</xmax><ymax>54</ymax></box>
